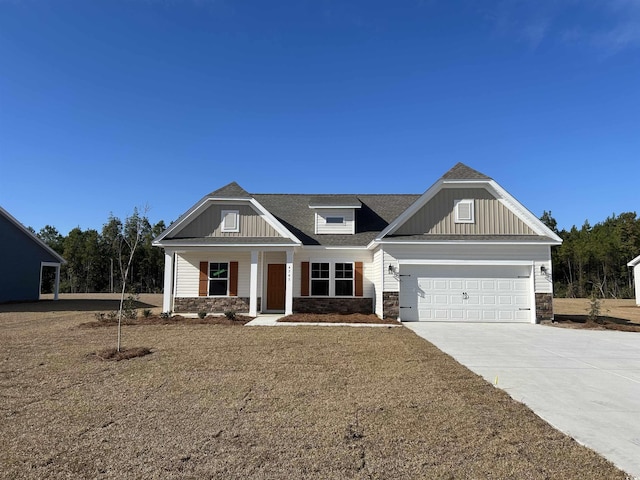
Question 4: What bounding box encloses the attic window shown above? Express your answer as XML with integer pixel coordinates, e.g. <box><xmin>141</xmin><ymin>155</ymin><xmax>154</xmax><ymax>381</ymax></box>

<box><xmin>326</xmin><ymin>216</ymin><xmax>344</xmax><ymax>224</ymax></box>
<box><xmin>454</xmin><ymin>199</ymin><xmax>474</xmax><ymax>224</ymax></box>
<box><xmin>221</xmin><ymin>210</ymin><xmax>239</xmax><ymax>232</ymax></box>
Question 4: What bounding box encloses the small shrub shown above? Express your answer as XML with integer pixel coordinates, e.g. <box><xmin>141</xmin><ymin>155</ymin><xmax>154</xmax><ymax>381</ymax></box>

<box><xmin>142</xmin><ymin>309</ymin><xmax>152</xmax><ymax>318</ymax></box>
<box><xmin>587</xmin><ymin>294</ymin><xmax>603</xmax><ymax>324</ymax></box>
<box><xmin>107</xmin><ymin>311</ymin><xmax>118</xmax><ymax>321</ymax></box>
<box><xmin>224</xmin><ymin>310</ymin><xmax>237</xmax><ymax>320</ymax></box>
<box><xmin>122</xmin><ymin>293</ymin><xmax>139</xmax><ymax>319</ymax></box>
<box><xmin>94</xmin><ymin>312</ymin><xmax>106</xmax><ymax>322</ymax></box>
<box><xmin>198</xmin><ymin>310</ymin><xmax>207</xmax><ymax>319</ymax></box>
<box><xmin>160</xmin><ymin>311</ymin><xmax>172</xmax><ymax>319</ymax></box>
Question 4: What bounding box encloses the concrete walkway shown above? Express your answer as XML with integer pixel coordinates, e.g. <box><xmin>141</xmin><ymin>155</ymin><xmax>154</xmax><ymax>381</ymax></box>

<box><xmin>245</xmin><ymin>314</ymin><xmax>401</xmax><ymax>327</ymax></box>
<box><xmin>404</xmin><ymin>322</ymin><xmax>640</xmax><ymax>479</ymax></box>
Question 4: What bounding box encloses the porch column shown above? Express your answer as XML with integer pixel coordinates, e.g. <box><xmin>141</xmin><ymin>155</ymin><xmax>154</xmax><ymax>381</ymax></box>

<box><xmin>53</xmin><ymin>264</ymin><xmax>61</xmax><ymax>300</ymax></box>
<box><xmin>249</xmin><ymin>250</ymin><xmax>258</xmax><ymax>316</ymax></box>
<box><xmin>162</xmin><ymin>250</ymin><xmax>174</xmax><ymax>313</ymax></box>
<box><xmin>285</xmin><ymin>249</ymin><xmax>294</xmax><ymax>315</ymax></box>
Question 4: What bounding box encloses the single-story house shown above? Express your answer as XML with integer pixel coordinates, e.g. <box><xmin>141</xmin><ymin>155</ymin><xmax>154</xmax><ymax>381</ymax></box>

<box><xmin>0</xmin><ymin>206</ymin><xmax>65</xmax><ymax>303</ymax></box>
<box><xmin>628</xmin><ymin>255</ymin><xmax>640</xmax><ymax>306</ymax></box>
<box><xmin>153</xmin><ymin>163</ymin><xmax>562</xmax><ymax>323</ymax></box>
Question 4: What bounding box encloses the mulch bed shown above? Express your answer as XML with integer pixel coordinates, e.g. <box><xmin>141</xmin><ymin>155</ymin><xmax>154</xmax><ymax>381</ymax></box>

<box><xmin>545</xmin><ymin>314</ymin><xmax>640</xmax><ymax>332</ymax></box>
<box><xmin>79</xmin><ymin>314</ymin><xmax>253</xmax><ymax>328</ymax></box>
<box><xmin>89</xmin><ymin>347</ymin><xmax>153</xmax><ymax>361</ymax></box>
<box><xmin>278</xmin><ymin>313</ymin><xmax>399</xmax><ymax>324</ymax></box>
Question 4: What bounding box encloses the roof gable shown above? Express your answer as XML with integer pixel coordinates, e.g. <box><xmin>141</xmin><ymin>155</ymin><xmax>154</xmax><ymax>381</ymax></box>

<box><xmin>153</xmin><ymin>183</ymin><xmax>302</xmax><ymax>245</ymax></box>
<box><xmin>0</xmin><ymin>206</ymin><xmax>66</xmax><ymax>264</ymax></box>
<box><xmin>377</xmin><ymin>163</ymin><xmax>562</xmax><ymax>244</ymax></box>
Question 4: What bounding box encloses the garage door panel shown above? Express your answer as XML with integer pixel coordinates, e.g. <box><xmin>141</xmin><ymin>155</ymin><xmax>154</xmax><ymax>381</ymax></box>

<box><xmin>400</xmin><ymin>265</ymin><xmax>532</xmax><ymax>323</ymax></box>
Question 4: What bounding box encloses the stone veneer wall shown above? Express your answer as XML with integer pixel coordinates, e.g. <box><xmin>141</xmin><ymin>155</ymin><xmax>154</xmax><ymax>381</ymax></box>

<box><xmin>535</xmin><ymin>293</ymin><xmax>553</xmax><ymax>322</ymax></box>
<box><xmin>292</xmin><ymin>297</ymin><xmax>373</xmax><ymax>314</ymax></box>
<box><xmin>382</xmin><ymin>292</ymin><xmax>399</xmax><ymax>319</ymax></box>
<box><xmin>173</xmin><ymin>297</ymin><xmax>259</xmax><ymax>314</ymax></box>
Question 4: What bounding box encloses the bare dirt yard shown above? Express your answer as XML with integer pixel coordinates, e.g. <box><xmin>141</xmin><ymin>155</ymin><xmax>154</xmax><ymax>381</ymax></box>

<box><xmin>0</xmin><ymin>295</ymin><xmax>628</xmax><ymax>479</ymax></box>
<box><xmin>552</xmin><ymin>298</ymin><xmax>640</xmax><ymax>331</ymax></box>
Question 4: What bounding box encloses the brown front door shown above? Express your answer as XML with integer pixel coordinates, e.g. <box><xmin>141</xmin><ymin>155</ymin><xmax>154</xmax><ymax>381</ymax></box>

<box><xmin>267</xmin><ymin>264</ymin><xmax>286</xmax><ymax>311</ymax></box>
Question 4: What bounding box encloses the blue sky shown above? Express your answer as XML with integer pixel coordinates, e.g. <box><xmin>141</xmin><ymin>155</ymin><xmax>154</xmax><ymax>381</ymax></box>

<box><xmin>1</xmin><ymin>0</ymin><xmax>639</xmax><ymax>235</ymax></box>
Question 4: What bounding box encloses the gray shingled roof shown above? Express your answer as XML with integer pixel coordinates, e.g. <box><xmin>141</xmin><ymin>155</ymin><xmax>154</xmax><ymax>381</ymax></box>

<box><xmin>159</xmin><ymin>163</ymin><xmax>536</xmax><ymax>247</ymax></box>
<box><xmin>208</xmin><ymin>182</ymin><xmax>252</xmax><ymax>198</ymax></box>
<box><xmin>308</xmin><ymin>195</ymin><xmax>362</xmax><ymax>208</ymax></box>
<box><xmin>442</xmin><ymin>163</ymin><xmax>491</xmax><ymax>180</ymax></box>
<box><xmin>253</xmin><ymin>194</ymin><xmax>420</xmax><ymax>246</ymax></box>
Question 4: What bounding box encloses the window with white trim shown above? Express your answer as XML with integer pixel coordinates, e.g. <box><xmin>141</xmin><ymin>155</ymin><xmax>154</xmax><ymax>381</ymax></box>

<box><xmin>221</xmin><ymin>210</ymin><xmax>239</xmax><ymax>232</ymax></box>
<box><xmin>311</xmin><ymin>262</ymin><xmax>330</xmax><ymax>296</ymax></box>
<box><xmin>310</xmin><ymin>261</ymin><xmax>355</xmax><ymax>296</ymax></box>
<box><xmin>454</xmin><ymin>199</ymin><xmax>474</xmax><ymax>224</ymax></box>
<box><xmin>209</xmin><ymin>262</ymin><xmax>229</xmax><ymax>295</ymax></box>
<box><xmin>325</xmin><ymin>216</ymin><xmax>345</xmax><ymax>224</ymax></box>
<box><xmin>334</xmin><ymin>263</ymin><xmax>354</xmax><ymax>296</ymax></box>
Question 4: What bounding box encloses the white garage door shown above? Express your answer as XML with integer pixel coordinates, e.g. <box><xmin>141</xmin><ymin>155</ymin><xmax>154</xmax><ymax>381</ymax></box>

<box><xmin>399</xmin><ymin>265</ymin><xmax>532</xmax><ymax>322</ymax></box>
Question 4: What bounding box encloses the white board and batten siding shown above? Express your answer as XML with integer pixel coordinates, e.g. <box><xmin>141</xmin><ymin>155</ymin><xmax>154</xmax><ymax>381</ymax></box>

<box><xmin>175</xmin><ymin>252</ymin><xmax>257</xmax><ymax>297</ymax></box>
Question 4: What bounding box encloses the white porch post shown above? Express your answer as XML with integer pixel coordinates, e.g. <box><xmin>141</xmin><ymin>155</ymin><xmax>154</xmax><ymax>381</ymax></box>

<box><xmin>285</xmin><ymin>249</ymin><xmax>294</xmax><ymax>315</ymax></box>
<box><xmin>163</xmin><ymin>250</ymin><xmax>174</xmax><ymax>313</ymax></box>
<box><xmin>249</xmin><ymin>250</ymin><xmax>258</xmax><ymax>316</ymax></box>
<box><xmin>53</xmin><ymin>264</ymin><xmax>61</xmax><ymax>301</ymax></box>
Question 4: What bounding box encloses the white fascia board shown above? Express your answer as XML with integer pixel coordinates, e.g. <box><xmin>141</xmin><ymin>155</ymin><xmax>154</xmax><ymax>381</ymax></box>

<box><xmin>156</xmin><ymin>242</ymin><xmax>301</xmax><ymax>249</ymax></box>
<box><xmin>375</xmin><ymin>239</ymin><xmax>562</xmax><ymax>246</ymax></box>
<box><xmin>153</xmin><ymin>194</ymin><xmax>214</xmax><ymax>242</ymax></box>
<box><xmin>248</xmin><ymin>198</ymin><xmax>302</xmax><ymax>243</ymax></box>
<box><xmin>628</xmin><ymin>254</ymin><xmax>640</xmax><ymax>267</ymax></box>
<box><xmin>398</xmin><ymin>259</ymin><xmax>534</xmax><ymax>266</ymax></box>
<box><xmin>153</xmin><ymin>195</ymin><xmax>302</xmax><ymax>245</ymax></box>
<box><xmin>172</xmin><ymin>245</ymin><xmax>299</xmax><ymax>254</ymax></box>
<box><xmin>487</xmin><ymin>180</ymin><xmax>563</xmax><ymax>243</ymax></box>
<box><xmin>375</xmin><ymin>179</ymin><xmax>443</xmax><ymax>240</ymax></box>
<box><xmin>0</xmin><ymin>206</ymin><xmax>66</xmax><ymax>264</ymax></box>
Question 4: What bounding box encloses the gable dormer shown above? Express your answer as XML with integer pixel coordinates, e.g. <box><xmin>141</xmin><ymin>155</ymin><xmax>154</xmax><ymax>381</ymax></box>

<box><xmin>309</xmin><ymin>196</ymin><xmax>362</xmax><ymax>235</ymax></box>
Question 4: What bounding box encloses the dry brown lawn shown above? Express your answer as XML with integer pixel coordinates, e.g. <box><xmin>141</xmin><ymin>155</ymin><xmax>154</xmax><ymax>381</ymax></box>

<box><xmin>0</xmin><ymin>295</ymin><xmax>628</xmax><ymax>479</ymax></box>
<box><xmin>552</xmin><ymin>298</ymin><xmax>640</xmax><ymax>331</ymax></box>
<box><xmin>554</xmin><ymin>298</ymin><xmax>640</xmax><ymax>323</ymax></box>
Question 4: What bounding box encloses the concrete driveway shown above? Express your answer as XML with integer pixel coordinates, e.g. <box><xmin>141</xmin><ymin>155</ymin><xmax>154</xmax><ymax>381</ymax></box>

<box><xmin>404</xmin><ymin>322</ymin><xmax>640</xmax><ymax>479</ymax></box>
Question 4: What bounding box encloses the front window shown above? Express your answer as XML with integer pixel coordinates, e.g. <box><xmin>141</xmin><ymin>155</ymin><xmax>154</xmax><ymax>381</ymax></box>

<box><xmin>311</xmin><ymin>262</ymin><xmax>330</xmax><ymax>296</ymax></box>
<box><xmin>209</xmin><ymin>262</ymin><xmax>228</xmax><ymax>295</ymax></box>
<box><xmin>335</xmin><ymin>263</ymin><xmax>354</xmax><ymax>296</ymax></box>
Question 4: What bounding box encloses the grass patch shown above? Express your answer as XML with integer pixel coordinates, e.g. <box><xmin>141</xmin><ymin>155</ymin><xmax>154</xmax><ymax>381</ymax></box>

<box><xmin>278</xmin><ymin>313</ymin><xmax>397</xmax><ymax>324</ymax></box>
<box><xmin>0</xmin><ymin>307</ymin><xmax>627</xmax><ymax>479</ymax></box>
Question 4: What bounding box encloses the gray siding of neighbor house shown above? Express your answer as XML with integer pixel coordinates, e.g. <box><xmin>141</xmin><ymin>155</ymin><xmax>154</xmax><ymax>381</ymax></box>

<box><xmin>395</xmin><ymin>188</ymin><xmax>535</xmax><ymax>236</ymax></box>
<box><xmin>171</xmin><ymin>203</ymin><xmax>282</xmax><ymax>238</ymax></box>
<box><xmin>0</xmin><ymin>214</ymin><xmax>60</xmax><ymax>303</ymax></box>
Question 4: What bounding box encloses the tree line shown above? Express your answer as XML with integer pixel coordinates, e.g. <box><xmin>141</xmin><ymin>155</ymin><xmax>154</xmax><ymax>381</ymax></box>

<box><xmin>541</xmin><ymin>211</ymin><xmax>640</xmax><ymax>298</ymax></box>
<box><xmin>33</xmin><ymin>210</ymin><xmax>640</xmax><ymax>299</ymax></box>
<box><xmin>33</xmin><ymin>211</ymin><xmax>166</xmax><ymax>294</ymax></box>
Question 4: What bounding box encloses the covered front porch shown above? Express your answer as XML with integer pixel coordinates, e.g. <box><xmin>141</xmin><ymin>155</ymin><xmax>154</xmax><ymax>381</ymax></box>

<box><xmin>162</xmin><ymin>247</ymin><xmax>296</xmax><ymax>316</ymax></box>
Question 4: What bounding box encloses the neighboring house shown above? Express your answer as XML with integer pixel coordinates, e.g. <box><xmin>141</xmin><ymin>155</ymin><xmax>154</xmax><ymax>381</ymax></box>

<box><xmin>628</xmin><ymin>255</ymin><xmax>640</xmax><ymax>306</ymax></box>
<box><xmin>153</xmin><ymin>163</ymin><xmax>562</xmax><ymax>323</ymax></box>
<box><xmin>0</xmin><ymin>206</ymin><xmax>65</xmax><ymax>303</ymax></box>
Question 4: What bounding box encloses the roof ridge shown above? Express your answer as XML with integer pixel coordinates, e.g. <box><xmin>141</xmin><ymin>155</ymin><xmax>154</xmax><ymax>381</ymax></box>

<box><xmin>441</xmin><ymin>162</ymin><xmax>492</xmax><ymax>180</ymax></box>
